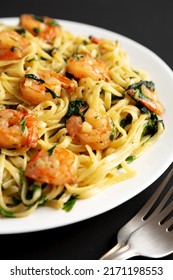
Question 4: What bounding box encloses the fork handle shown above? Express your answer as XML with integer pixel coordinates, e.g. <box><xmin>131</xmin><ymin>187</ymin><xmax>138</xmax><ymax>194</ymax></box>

<box><xmin>100</xmin><ymin>243</ymin><xmax>122</xmax><ymax>259</ymax></box>
<box><xmin>101</xmin><ymin>244</ymin><xmax>138</xmax><ymax>260</ymax></box>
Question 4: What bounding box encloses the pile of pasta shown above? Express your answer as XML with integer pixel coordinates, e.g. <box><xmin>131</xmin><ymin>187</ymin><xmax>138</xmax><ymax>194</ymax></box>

<box><xmin>0</xmin><ymin>14</ymin><xmax>164</xmax><ymax>217</ymax></box>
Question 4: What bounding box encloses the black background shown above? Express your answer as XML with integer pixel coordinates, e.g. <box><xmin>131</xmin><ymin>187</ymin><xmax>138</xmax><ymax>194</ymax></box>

<box><xmin>0</xmin><ymin>0</ymin><xmax>173</xmax><ymax>260</ymax></box>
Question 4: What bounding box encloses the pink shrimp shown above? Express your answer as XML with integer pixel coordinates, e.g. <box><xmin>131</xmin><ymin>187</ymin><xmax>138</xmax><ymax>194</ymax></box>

<box><xmin>20</xmin><ymin>70</ymin><xmax>77</xmax><ymax>105</ymax></box>
<box><xmin>0</xmin><ymin>30</ymin><xmax>29</xmax><ymax>60</ymax></box>
<box><xmin>0</xmin><ymin>105</ymin><xmax>38</xmax><ymax>149</ymax></box>
<box><xmin>127</xmin><ymin>81</ymin><xmax>164</xmax><ymax>115</ymax></box>
<box><xmin>66</xmin><ymin>108</ymin><xmax>112</xmax><ymax>150</ymax></box>
<box><xmin>67</xmin><ymin>53</ymin><xmax>110</xmax><ymax>81</ymax></box>
<box><xmin>25</xmin><ymin>147</ymin><xmax>78</xmax><ymax>185</ymax></box>
<box><xmin>20</xmin><ymin>14</ymin><xmax>61</xmax><ymax>43</ymax></box>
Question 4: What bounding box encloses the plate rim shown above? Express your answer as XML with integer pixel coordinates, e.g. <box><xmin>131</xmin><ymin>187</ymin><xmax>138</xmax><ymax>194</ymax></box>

<box><xmin>0</xmin><ymin>17</ymin><xmax>173</xmax><ymax>234</ymax></box>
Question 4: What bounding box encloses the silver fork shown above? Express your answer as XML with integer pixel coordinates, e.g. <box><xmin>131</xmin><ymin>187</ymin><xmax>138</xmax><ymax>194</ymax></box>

<box><xmin>101</xmin><ymin>167</ymin><xmax>173</xmax><ymax>259</ymax></box>
<box><xmin>101</xmin><ymin>200</ymin><xmax>173</xmax><ymax>259</ymax></box>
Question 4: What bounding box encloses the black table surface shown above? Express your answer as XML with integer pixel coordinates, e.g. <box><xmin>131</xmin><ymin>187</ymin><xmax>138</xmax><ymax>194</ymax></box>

<box><xmin>0</xmin><ymin>0</ymin><xmax>173</xmax><ymax>260</ymax></box>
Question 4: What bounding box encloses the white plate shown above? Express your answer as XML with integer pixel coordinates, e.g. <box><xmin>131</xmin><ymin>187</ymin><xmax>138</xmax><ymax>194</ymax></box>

<box><xmin>0</xmin><ymin>18</ymin><xmax>173</xmax><ymax>234</ymax></box>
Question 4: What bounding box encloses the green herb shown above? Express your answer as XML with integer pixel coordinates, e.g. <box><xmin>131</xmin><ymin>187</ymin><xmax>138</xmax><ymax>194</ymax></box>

<box><xmin>33</xmin><ymin>27</ymin><xmax>40</xmax><ymax>34</ymax></box>
<box><xmin>83</xmin><ymin>40</ymin><xmax>89</xmax><ymax>45</ymax></box>
<box><xmin>142</xmin><ymin>112</ymin><xmax>164</xmax><ymax>137</ymax></box>
<box><xmin>63</xmin><ymin>57</ymin><xmax>68</xmax><ymax>63</ymax></box>
<box><xmin>10</xmin><ymin>46</ymin><xmax>15</xmax><ymax>52</ymax></box>
<box><xmin>45</xmin><ymin>87</ymin><xmax>58</xmax><ymax>99</ymax></box>
<box><xmin>43</xmin><ymin>47</ymin><xmax>58</xmax><ymax>56</ymax></box>
<box><xmin>72</xmin><ymin>54</ymin><xmax>85</xmax><ymax>61</ymax></box>
<box><xmin>48</xmin><ymin>20</ymin><xmax>60</xmax><ymax>26</ymax></box>
<box><xmin>43</xmin><ymin>49</ymin><xmax>53</xmax><ymax>56</ymax></box>
<box><xmin>32</xmin><ymin>184</ymin><xmax>40</xmax><ymax>192</ymax></box>
<box><xmin>110</xmin><ymin>118</ymin><xmax>115</xmax><ymax>141</ymax></box>
<box><xmin>19</xmin><ymin>118</ymin><xmax>26</xmax><ymax>134</ymax></box>
<box><xmin>63</xmin><ymin>195</ymin><xmax>78</xmax><ymax>212</ymax></box>
<box><xmin>118</xmin><ymin>155</ymin><xmax>136</xmax><ymax>169</ymax></box>
<box><xmin>65</xmin><ymin>99</ymin><xmax>88</xmax><ymax>119</ymax></box>
<box><xmin>32</xmin><ymin>15</ymin><xmax>44</xmax><ymax>22</ymax></box>
<box><xmin>15</xmin><ymin>28</ymin><xmax>26</xmax><ymax>35</ymax></box>
<box><xmin>126</xmin><ymin>155</ymin><xmax>136</xmax><ymax>164</ymax></box>
<box><xmin>38</xmin><ymin>195</ymin><xmax>47</xmax><ymax>206</ymax></box>
<box><xmin>12</xmin><ymin>196</ymin><xmax>21</xmax><ymax>205</ymax></box>
<box><xmin>126</xmin><ymin>80</ymin><xmax>155</xmax><ymax>106</ymax></box>
<box><xmin>127</xmin><ymin>80</ymin><xmax>155</xmax><ymax>92</ymax></box>
<box><xmin>10</xmin><ymin>46</ymin><xmax>22</xmax><ymax>53</ymax></box>
<box><xmin>27</xmin><ymin>57</ymin><xmax>36</xmax><ymax>63</ymax></box>
<box><xmin>25</xmin><ymin>74</ymin><xmax>45</xmax><ymax>84</ymax></box>
<box><xmin>100</xmin><ymin>89</ymin><xmax>105</xmax><ymax>96</ymax></box>
<box><xmin>120</xmin><ymin>116</ymin><xmax>132</xmax><ymax>128</ymax></box>
<box><xmin>111</xmin><ymin>94</ymin><xmax>119</xmax><ymax>101</ymax></box>
<box><xmin>47</xmin><ymin>145</ymin><xmax>56</xmax><ymax>156</ymax></box>
<box><xmin>140</xmin><ymin>106</ymin><xmax>151</xmax><ymax>115</ymax></box>
<box><xmin>18</xmin><ymin>167</ymin><xmax>24</xmax><ymax>186</ymax></box>
<box><xmin>0</xmin><ymin>207</ymin><xmax>14</xmax><ymax>217</ymax></box>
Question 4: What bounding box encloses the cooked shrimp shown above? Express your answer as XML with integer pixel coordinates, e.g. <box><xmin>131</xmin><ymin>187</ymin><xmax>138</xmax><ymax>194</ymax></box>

<box><xmin>25</xmin><ymin>147</ymin><xmax>78</xmax><ymax>185</ymax></box>
<box><xmin>127</xmin><ymin>80</ymin><xmax>164</xmax><ymax>115</ymax></box>
<box><xmin>20</xmin><ymin>14</ymin><xmax>61</xmax><ymax>43</ymax></box>
<box><xmin>20</xmin><ymin>70</ymin><xmax>77</xmax><ymax>105</ymax></box>
<box><xmin>67</xmin><ymin>53</ymin><xmax>110</xmax><ymax>81</ymax></box>
<box><xmin>0</xmin><ymin>30</ymin><xmax>29</xmax><ymax>60</ymax></box>
<box><xmin>0</xmin><ymin>105</ymin><xmax>38</xmax><ymax>149</ymax></box>
<box><xmin>90</xmin><ymin>36</ymin><xmax>101</xmax><ymax>44</ymax></box>
<box><xmin>66</xmin><ymin>108</ymin><xmax>112</xmax><ymax>150</ymax></box>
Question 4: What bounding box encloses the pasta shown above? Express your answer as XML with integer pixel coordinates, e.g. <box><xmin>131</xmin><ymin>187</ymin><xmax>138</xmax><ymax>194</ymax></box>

<box><xmin>0</xmin><ymin>14</ymin><xmax>164</xmax><ymax>217</ymax></box>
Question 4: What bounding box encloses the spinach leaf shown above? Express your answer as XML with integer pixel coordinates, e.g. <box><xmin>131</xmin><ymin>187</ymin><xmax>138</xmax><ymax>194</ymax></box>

<box><xmin>45</xmin><ymin>87</ymin><xmax>58</xmax><ymax>99</ymax></box>
<box><xmin>47</xmin><ymin>145</ymin><xmax>56</xmax><ymax>156</ymax></box>
<box><xmin>25</xmin><ymin>74</ymin><xmax>45</xmax><ymax>84</ymax></box>
<box><xmin>65</xmin><ymin>99</ymin><xmax>88</xmax><ymax>119</ymax></box>
<box><xmin>110</xmin><ymin>118</ymin><xmax>115</xmax><ymax>141</ymax></box>
<box><xmin>32</xmin><ymin>15</ymin><xmax>44</xmax><ymax>22</ymax></box>
<box><xmin>118</xmin><ymin>155</ymin><xmax>136</xmax><ymax>169</ymax></box>
<box><xmin>127</xmin><ymin>80</ymin><xmax>155</xmax><ymax>92</ymax></box>
<box><xmin>0</xmin><ymin>207</ymin><xmax>14</xmax><ymax>217</ymax></box>
<box><xmin>142</xmin><ymin>113</ymin><xmax>163</xmax><ymax>136</ymax></box>
<box><xmin>15</xmin><ymin>28</ymin><xmax>26</xmax><ymax>35</ymax></box>
<box><xmin>18</xmin><ymin>167</ymin><xmax>24</xmax><ymax>186</ymax></box>
<box><xmin>63</xmin><ymin>195</ymin><xmax>78</xmax><ymax>212</ymax></box>
<box><xmin>19</xmin><ymin>117</ymin><xmax>26</xmax><ymax>134</ymax></box>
